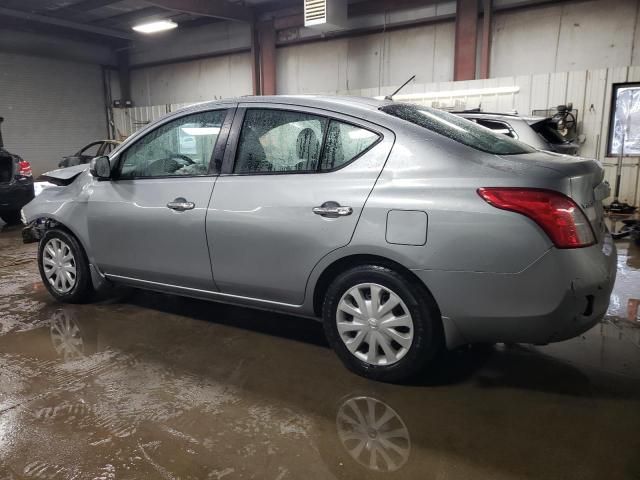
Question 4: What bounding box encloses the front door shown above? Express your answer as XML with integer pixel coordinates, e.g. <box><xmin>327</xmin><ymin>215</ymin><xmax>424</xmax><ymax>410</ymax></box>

<box><xmin>207</xmin><ymin>104</ymin><xmax>394</xmax><ymax>305</ymax></box>
<box><xmin>88</xmin><ymin>108</ymin><xmax>232</xmax><ymax>290</ymax></box>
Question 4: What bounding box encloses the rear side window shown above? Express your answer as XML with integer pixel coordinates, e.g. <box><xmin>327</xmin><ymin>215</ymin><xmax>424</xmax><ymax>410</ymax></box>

<box><xmin>234</xmin><ymin>109</ymin><xmax>380</xmax><ymax>174</ymax></box>
<box><xmin>321</xmin><ymin>121</ymin><xmax>379</xmax><ymax>170</ymax></box>
<box><xmin>382</xmin><ymin>104</ymin><xmax>535</xmax><ymax>155</ymax></box>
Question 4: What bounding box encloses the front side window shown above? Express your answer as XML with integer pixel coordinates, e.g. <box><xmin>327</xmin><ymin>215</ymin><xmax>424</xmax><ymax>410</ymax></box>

<box><xmin>118</xmin><ymin>110</ymin><xmax>226</xmax><ymax>179</ymax></box>
<box><xmin>234</xmin><ymin>109</ymin><xmax>381</xmax><ymax>174</ymax></box>
<box><xmin>382</xmin><ymin>104</ymin><xmax>535</xmax><ymax>155</ymax></box>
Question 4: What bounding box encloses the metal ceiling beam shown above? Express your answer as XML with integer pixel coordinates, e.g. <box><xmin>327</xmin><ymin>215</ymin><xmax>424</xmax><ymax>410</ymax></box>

<box><xmin>50</xmin><ymin>0</ymin><xmax>124</xmax><ymax>15</ymax></box>
<box><xmin>0</xmin><ymin>6</ymin><xmax>133</xmax><ymax>39</ymax></box>
<box><xmin>91</xmin><ymin>6</ymin><xmax>167</xmax><ymax>26</ymax></box>
<box><xmin>145</xmin><ymin>0</ymin><xmax>254</xmax><ymax>23</ymax></box>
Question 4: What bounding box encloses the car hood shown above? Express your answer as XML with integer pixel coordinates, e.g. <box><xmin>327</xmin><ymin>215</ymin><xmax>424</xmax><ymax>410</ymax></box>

<box><xmin>40</xmin><ymin>164</ymin><xmax>89</xmax><ymax>185</ymax></box>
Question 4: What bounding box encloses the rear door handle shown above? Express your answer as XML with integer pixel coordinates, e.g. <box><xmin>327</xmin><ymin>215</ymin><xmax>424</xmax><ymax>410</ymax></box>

<box><xmin>167</xmin><ymin>197</ymin><xmax>195</xmax><ymax>211</ymax></box>
<box><xmin>313</xmin><ymin>201</ymin><xmax>353</xmax><ymax>218</ymax></box>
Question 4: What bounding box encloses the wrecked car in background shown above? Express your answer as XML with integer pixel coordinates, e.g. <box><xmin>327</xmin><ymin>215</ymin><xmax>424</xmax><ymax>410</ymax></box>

<box><xmin>454</xmin><ymin>110</ymin><xmax>580</xmax><ymax>155</ymax></box>
<box><xmin>0</xmin><ymin>117</ymin><xmax>34</xmax><ymax>225</ymax></box>
<box><xmin>58</xmin><ymin>140</ymin><xmax>121</xmax><ymax>168</ymax></box>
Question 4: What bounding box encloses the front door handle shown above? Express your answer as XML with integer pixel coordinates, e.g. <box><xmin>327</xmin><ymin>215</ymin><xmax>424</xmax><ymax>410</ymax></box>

<box><xmin>167</xmin><ymin>197</ymin><xmax>195</xmax><ymax>211</ymax></box>
<box><xmin>313</xmin><ymin>201</ymin><xmax>353</xmax><ymax>218</ymax></box>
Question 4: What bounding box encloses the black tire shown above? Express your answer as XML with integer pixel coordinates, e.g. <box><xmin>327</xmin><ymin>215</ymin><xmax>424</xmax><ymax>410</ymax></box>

<box><xmin>38</xmin><ymin>229</ymin><xmax>93</xmax><ymax>303</ymax></box>
<box><xmin>0</xmin><ymin>210</ymin><xmax>21</xmax><ymax>225</ymax></box>
<box><xmin>322</xmin><ymin>264</ymin><xmax>443</xmax><ymax>383</ymax></box>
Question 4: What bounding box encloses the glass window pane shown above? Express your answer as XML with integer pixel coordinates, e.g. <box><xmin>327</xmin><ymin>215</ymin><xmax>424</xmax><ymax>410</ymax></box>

<box><xmin>81</xmin><ymin>143</ymin><xmax>100</xmax><ymax>157</ymax></box>
<box><xmin>234</xmin><ymin>109</ymin><xmax>326</xmax><ymax>173</ymax></box>
<box><xmin>475</xmin><ymin>119</ymin><xmax>515</xmax><ymax>138</ymax></box>
<box><xmin>320</xmin><ymin>121</ymin><xmax>379</xmax><ymax>171</ymax></box>
<box><xmin>382</xmin><ymin>104</ymin><xmax>535</xmax><ymax>155</ymax></box>
<box><xmin>119</xmin><ymin>110</ymin><xmax>226</xmax><ymax>179</ymax></box>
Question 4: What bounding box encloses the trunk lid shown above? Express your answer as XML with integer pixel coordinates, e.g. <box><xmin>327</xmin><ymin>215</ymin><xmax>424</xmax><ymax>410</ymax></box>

<box><xmin>499</xmin><ymin>151</ymin><xmax>608</xmax><ymax>241</ymax></box>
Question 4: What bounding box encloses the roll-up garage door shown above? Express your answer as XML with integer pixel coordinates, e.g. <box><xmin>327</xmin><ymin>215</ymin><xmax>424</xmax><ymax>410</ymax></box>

<box><xmin>0</xmin><ymin>52</ymin><xmax>107</xmax><ymax>176</ymax></box>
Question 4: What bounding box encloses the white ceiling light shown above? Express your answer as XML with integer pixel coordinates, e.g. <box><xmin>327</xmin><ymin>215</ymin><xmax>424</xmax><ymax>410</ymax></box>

<box><xmin>132</xmin><ymin>20</ymin><xmax>178</xmax><ymax>34</ymax></box>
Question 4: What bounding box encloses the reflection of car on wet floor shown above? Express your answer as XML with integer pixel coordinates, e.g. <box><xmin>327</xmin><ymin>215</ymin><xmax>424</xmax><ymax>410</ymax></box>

<box><xmin>4</xmin><ymin>304</ymin><xmax>637</xmax><ymax>479</ymax></box>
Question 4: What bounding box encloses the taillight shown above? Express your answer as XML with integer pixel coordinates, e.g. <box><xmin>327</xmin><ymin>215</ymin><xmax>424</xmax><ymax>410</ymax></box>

<box><xmin>18</xmin><ymin>160</ymin><xmax>32</xmax><ymax>177</ymax></box>
<box><xmin>477</xmin><ymin>187</ymin><xmax>596</xmax><ymax>249</ymax></box>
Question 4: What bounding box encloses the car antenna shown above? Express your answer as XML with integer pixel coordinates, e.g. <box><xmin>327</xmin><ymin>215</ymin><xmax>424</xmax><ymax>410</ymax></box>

<box><xmin>384</xmin><ymin>75</ymin><xmax>416</xmax><ymax>101</ymax></box>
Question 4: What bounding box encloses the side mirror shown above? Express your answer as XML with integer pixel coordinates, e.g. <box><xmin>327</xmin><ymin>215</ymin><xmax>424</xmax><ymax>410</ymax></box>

<box><xmin>90</xmin><ymin>156</ymin><xmax>111</xmax><ymax>180</ymax></box>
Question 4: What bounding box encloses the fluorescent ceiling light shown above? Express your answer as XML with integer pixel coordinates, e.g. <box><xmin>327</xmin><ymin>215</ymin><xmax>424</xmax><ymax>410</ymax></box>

<box><xmin>132</xmin><ymin>20</ymin><xmax>178</xmax><ymax>34</ymax></box>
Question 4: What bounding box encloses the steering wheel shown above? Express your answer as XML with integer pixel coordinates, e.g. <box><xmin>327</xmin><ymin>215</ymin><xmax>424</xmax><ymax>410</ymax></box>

<box><xmin>165</xmin><ymin>150</ymin><xmax>195</xmax><ymax>165</ymax></box>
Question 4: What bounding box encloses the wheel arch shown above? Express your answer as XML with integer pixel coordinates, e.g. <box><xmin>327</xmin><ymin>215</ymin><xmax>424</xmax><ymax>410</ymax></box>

<box><xmin>311</xmin><ymin>253</ymin><xmax>441</xmax><ymax>319</ymax></box>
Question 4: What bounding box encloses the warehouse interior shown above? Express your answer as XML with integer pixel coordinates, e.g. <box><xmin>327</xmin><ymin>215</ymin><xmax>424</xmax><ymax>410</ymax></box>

<box><xmin>1</xmin><ymin>0</ymin><xmax>640</xmax><ymax>478</ymax></box>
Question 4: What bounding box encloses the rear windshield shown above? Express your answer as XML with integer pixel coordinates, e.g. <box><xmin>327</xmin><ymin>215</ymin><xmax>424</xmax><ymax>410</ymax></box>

<box><xmin>381</xmin><ymin>104</ymin><xmax>536</xmax><ymax>155</ymax></box>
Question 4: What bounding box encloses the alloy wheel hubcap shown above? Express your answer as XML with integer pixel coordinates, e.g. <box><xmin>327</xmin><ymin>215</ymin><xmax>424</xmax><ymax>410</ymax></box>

<box><xmin>336</xmin><ymin>283</ymin><xmax>414</xmax><ymax>366</ymax></box>
<box><xmin>42</xmin><ymin>238</ymin><xmax>77</xmax><ymax>294</ymax></box>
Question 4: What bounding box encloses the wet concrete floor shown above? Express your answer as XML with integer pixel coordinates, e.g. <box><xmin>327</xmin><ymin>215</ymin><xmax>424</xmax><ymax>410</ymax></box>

<box><xmin>1</xmin><ymin>222</ymin><xmax>640</xmax><ymax>479</ymax></box>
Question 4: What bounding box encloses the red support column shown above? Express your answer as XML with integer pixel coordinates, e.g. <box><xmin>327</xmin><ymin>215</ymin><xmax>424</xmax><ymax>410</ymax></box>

<box><xmin>251</xmin><ymin>20</ymin><xmax>277</xmax><ymax>96</ymax></box>
<box><xmin>479</xmin><ymin>0</ymin><xmax>492</xmax><ymax>79</ymax></box>
<box><xmin>251</xmin><ymin>24</ymin><xmax>261</xmax><ymax>95</ymax></box>
<box><xmin>258</xmin><ymin>19</ymin><xmax>276</xmax><ymax>95</ymax></box>
<box><xmin>454</xmin><ymin>0</ymin><xmax>479</xmax><ymax>81</ymax></box>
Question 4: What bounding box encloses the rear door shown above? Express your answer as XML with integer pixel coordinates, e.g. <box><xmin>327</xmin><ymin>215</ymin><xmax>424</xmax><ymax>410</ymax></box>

<box><xmin>88</xmin><ymin>107</ymin><xmax>233</xmax><ymax>290</ymax></box>
<box><xmin>206</xmin><ymin>103</ymin><xmax>394</xmax><ymax>305</ymax></box>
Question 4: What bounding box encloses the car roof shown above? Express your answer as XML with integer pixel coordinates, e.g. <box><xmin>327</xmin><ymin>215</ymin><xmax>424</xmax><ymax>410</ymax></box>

<box><xmin>187</xmin><ymin>95</ymin><xmax>395</xmax><ymax>118</ymax></box>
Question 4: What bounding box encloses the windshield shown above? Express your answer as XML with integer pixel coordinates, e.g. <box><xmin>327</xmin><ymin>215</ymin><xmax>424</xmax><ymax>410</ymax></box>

<box><xmin>381</xmin><ymin>104</ymin><xmax>536</xmax><ymax>155</ymax></box>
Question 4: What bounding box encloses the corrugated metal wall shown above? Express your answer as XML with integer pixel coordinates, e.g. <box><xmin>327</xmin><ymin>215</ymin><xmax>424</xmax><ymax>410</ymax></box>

<box><xmin>0</xmin><ymin>53</ymin><xmax>108</xmax><ymax>176</ymax></box>
<box><xmin>111</xmin><ymin>103</ymin><xmax>195</xmax><ymax>140</ymax></box>
<box><xmin>113</xmin><ymin>65</ymin><xmax>640</xmax><ymax>206</ymax></box>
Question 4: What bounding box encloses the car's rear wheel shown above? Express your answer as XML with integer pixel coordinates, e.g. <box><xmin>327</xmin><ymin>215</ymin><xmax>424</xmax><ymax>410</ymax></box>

<box><xmin>0</xmin><ymin>210</ymin><xmax>21</xmax><ymax>225</ymax></box>
<box><xmin>38</xmin><ymin>229</ymin><xmax>93</xmax><ymax>303</ymax></box>
<box><xmin>322</xmin><ymin>265</ymin><xmax>442</xmax><ymax>383</ymax></box>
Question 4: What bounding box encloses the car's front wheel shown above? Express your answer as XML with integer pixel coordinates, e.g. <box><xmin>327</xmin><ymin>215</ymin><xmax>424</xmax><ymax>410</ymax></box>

<box><xmin>323</xmin><ymin>265</ymin><xmax>442</xmax><ymax>383</ymax></box>
<box><xmin>38</xmin><ymin>229</ymin><xmax>93</xmax><ymax>303</ymax></box>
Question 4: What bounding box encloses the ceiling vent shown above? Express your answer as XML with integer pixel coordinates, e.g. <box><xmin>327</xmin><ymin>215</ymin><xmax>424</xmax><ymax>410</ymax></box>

<box><xmin>304</xmin><ymin>0</ymin><xmax>346</xmax><ymax>31</ymax></box>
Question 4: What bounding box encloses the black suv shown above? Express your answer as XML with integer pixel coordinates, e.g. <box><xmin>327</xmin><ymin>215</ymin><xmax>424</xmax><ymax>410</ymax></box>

<box><xmin>0</xmin><ymin>117</ymin><xmax>34</xmax><ymax>225</ymax></box>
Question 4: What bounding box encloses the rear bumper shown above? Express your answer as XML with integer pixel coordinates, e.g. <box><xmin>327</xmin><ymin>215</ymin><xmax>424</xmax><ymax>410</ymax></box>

<box><xmin>0</xmin><ymin>180</ymin><xmax>34</xmax><ymax>212</ymax></box>
<box><xmin>413</xmin><ymin>234</ymin><xmax>617</xmax><ymax>348</ymax></box>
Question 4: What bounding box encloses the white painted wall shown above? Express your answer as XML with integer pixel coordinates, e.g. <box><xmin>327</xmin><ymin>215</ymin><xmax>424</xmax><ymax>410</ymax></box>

<box><xmin>491</xmin><ymin>0</ymin><xmax>640</xmax><ymax>77</ymax></box>
<box><xmin>276</xmin><ymin>22</ymin><xmax>455</xmax><ymax>94</ymax></box>
<box><xmin>130</xmin><ymin>52</ymin><xmax>253</xmax><ymax>106</ymax></box>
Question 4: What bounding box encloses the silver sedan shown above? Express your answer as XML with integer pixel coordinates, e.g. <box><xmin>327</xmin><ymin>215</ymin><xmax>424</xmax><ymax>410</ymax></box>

<box><xmin>22</xmin><ymin>96</ymin><xmax>617</xmax><ymax>382</ymax></box>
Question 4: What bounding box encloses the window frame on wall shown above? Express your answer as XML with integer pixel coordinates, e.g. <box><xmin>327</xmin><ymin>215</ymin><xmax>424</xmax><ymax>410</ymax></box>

<box><xmin>220</xmin><ymin>105</ymin><xmax>384</xmax><ymax>176</ymax></box>
<box><xmin>111</xmin><ymin>107</ymin><xmax>235</xmax><ymax>180</ymax></box>
<box><xmin>606</xmin><ymin>82</ymin><xmax>640</xmax><ymax>157</ymax></box>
